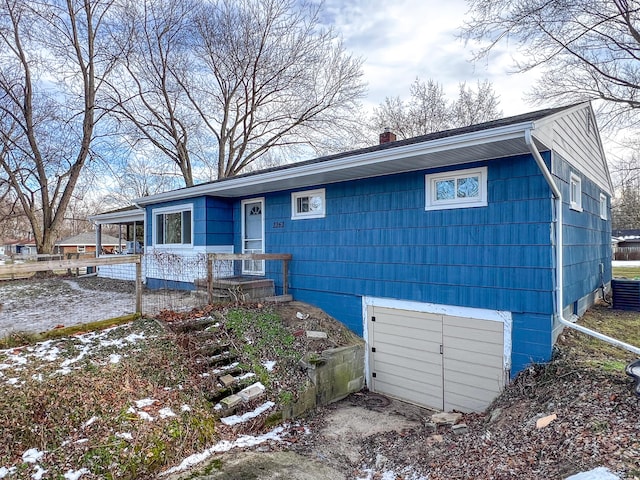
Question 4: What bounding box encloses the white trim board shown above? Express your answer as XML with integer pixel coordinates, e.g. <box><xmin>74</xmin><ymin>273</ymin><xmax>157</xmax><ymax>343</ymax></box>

<box><xmin>362</xmin><ymin>296</ymin><xmax>512</xmax><ymax>371</ymax></box>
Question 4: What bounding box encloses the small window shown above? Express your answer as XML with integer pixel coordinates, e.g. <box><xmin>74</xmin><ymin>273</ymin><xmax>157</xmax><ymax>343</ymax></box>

<box><xmin>77</xmin><ymin>245</ymin><xmax>86</xmax><ymax>253</ymax></box>
<box><xmin>292</xmin><ymin>189</ymin><xmax>325</xmax><ymax>219</ymax></box>
<box><xmin>154</xmin><ymin>207</ymin><xmax>193</xmax><ymax>245</ymax></box>
<box><xmin>569</xmin><ymin>173</ymin><xmax>582</xmax><ymax>211</ymax></box>
<box><xmin>425</xmin><ymin>167</ymin><xmax>488</xmax><ymax>211</ymax></box>
<box><xmin>599</xmin><ymin>193</ymin><xmax>607</xmax><ymax>220</ymax></box>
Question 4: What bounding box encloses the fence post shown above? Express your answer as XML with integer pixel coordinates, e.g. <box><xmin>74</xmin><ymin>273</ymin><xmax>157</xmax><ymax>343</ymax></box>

<box><xmin>282</xmin><ymin>258</ymin><xmax>289</xmax><ymax>296</ymax></box>
<box><xmin>135</xmin><ymin>260</ymin><xmax>142</xmax><ymax>314</ymax></box>
<box><xmin>207</xmin><ymin>254</ymin><xmax>214</xmax><ymax>305</ymax></box>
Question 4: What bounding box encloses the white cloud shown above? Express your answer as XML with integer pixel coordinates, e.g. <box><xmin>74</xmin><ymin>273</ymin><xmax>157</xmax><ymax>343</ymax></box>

<box><xmin>320</xmin><ymin>0</ymin><xmax>541</xmax><ymax>115</ymax></box>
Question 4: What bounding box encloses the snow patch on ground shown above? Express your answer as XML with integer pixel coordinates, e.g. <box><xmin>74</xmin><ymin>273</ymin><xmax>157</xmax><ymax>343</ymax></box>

<box><xmin>22</xmin><ymin>448</ymin><xmax>45</xmax><ymax>464</ymax></box>
<box><xmin>565</xmin><ymin>467</ymin><xmax>620</xmax><ymax>480</ymax></box>
<box><xmin>159</xmin><ymin>407</ymin><xmax>176</xmax><ymax>419</ymax></box>
<box><xmin>0</xmin><ymin>467</ymin><xmax>16</xmax><ymax>478</ymax></box>
<box><xmin>220</xmin><ymin>401</ymin><xmax>275</xmax><ymax>426</ymax></box>
<box><xmin>31</xmin><ymin>465</ymin><xmax>47</xmax><ymax>479</ymax></box>
<box><xmin>262</xmin><ymin>360</ymin><xmax>276</xmax><ymax>372</ymax></box>
<box><xmin>134</xmin><ymin>398</ymin><xmax>156</xmax><ymax>408</ymax></box>
<box><xmin>63</xmin><ymin>467</ymin><xmax>89</xmax><ymax>480</ymax></box>
<box><xmin>161</xmin><ymin>426</ymin><xmax>287</xmax><ymax>475</ymax></box>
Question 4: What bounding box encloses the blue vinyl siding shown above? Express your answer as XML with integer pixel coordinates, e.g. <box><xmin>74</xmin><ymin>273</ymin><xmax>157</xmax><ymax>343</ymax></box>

<box><xmin>146</xmin><ymin>196</ymin><xmax>233</xmax><ymax>247</ymax></box>
<box><xmin>204</xmin><ymin>197</ymin><xmax>234</xmax><ymax>246</ymax></box>
<box><xmin>234</xmin><ymin>153</ymin><xmax>558</xmax><ymax>373</ymax></box>
<box><xmin>554</xmin><ymin>154</ymin><xmax>612</xmax><ymax>311</ymax></box>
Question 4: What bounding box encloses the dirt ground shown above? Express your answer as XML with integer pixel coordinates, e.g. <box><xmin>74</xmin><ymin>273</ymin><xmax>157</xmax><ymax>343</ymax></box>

<box><xmin>170</xmin><ymin>392</ymin><xmax>432</xmax><ymax>480</ymax></box>
<box><xmin>2</xmin><ymin>277</ymin><xmax>638</xmax><ymax>479</ymax></box>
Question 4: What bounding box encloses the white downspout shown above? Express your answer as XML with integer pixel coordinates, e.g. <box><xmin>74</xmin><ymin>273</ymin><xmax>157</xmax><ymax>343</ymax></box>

<box><xmin>525</xmin><ymin>129</ymin><xmax>640</xmax><ymax>355</ymax></box>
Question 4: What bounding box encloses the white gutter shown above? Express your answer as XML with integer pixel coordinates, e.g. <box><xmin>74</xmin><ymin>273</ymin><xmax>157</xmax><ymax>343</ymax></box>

<box><xmin>525</xmin><ymin>129</ymin><xmax>640</xmax><ymax>355</ymax></box>
<box><xmin>135</xmin><ymin>121</ymin><xmax>536</xmax><ymax>205</ymax></box>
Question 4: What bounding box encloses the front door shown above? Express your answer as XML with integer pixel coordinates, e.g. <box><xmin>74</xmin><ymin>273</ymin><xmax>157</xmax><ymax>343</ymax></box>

<box><xmin>241</xmin><ymin>198</ymin><xmax>264</xmax><ymax>275</ymax></box>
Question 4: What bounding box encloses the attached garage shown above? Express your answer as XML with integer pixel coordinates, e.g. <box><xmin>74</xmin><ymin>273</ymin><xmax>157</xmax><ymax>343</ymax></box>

<box><xmin>364</xmin><ymin>298</ymin><xmax>511</xmax><ymax>412</ymax></box>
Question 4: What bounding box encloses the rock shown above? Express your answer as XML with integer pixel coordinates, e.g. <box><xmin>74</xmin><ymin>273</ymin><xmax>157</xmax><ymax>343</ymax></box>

<box><xmin>426</xmin><ymin>434</ymin><xmax>443</xmax><ymax>445</ymax></box>
<box><xmin>296</xmin><ymin>312</ymin><xmax>310</xmax><ymax>320</ymax></box>
<box><xmin>306</xmin><ymin>330</ymin><xmax>328</xmax><ymax>339</ymax></box>
<box><xmin>375</xmin><ymin>454</ymin><xmax>388</xmax><ymax>469</ymax></box>
<box><xmin>452</xmin><ymin>423</ymin><xmax>469</xmax><ymax>435</ymax></box>
<box><xmin>424</xmin><ymin>422</ymin><xmax>437</xmax><ymax>433</ymax></box>
<box><xmin>220</xmin><ymin>394</ymin><xmax>242</xmax><ymax>409</ymax></box>
<box><xmin>431</xmin><ymin>412</ymin><xmax>462</xmax><ymax>425</ymax></box>
<box><xmin>488</xmin><ymin>407</ymin><xmax>502</xmax><ymax>424</ymax></box>
<box><xmin>536</xmin><ymin>413</ymin><xmax>557</xmax><ymax>429</ymax></box>
<box><xmin>238</xmin><ymin>382</ymin><xmax>266</xmax><ymax>402</ymax></box>
<box><xmin>219</xmin><ymin>374</ymin><xmax>236</xmax><ymax>387</ymax></box>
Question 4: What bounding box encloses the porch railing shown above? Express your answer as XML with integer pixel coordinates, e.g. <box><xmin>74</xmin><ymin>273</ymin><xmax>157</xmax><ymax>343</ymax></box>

<box><xmin>207</xmin><ymin>253</ymin><xmax>292</xmax><ymax>304</ymax></box>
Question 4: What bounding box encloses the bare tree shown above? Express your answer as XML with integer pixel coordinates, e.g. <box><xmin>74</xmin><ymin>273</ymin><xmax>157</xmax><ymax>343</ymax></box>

<box><xmin>453</xmin><ymin>80</ymin><xmax>502</xmax><ymax>126</ymax></box>
<box><xmin>105</xmin><ymin>0</ymin><xmax>202</xmax><ymax>186</ymax></box>
<box><xmin>0</xmin><ymin>187</ymin><xmax>30</xmax><ymax>242</ymax></box>
<box><xmin>611</xmin><ymin>152</ymin><xmax>640</xmax><ymax>230</ymax></box>
<box><xmin>462</xmin><ymin>0</ymin><xmax>640</xmax><ymax>128</ymax></box>
<box><xmin>372</xmin><ymin>77</ymin><xmax>502</xmax><ymax>140</ymax></box>
<box><xmin>0</xmin><ymin>0</ymin><xmax>115</xmax><ymax>254</ymax></box>
<box><xmin>106</xmin><ymin>0</ymin><xmax>366</xmax><ymax>184</ymax></box>
<box><xmin>186</xmin><ymin>0</ymin><xmax>366</xmax><ymax>179</ymax></box>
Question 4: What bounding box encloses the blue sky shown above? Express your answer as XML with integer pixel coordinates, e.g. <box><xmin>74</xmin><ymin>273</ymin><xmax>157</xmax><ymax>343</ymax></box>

<box><xmin>316</xmin><ymin>0</ymin><xmax>541</xmax><ymax>116</ymax></box>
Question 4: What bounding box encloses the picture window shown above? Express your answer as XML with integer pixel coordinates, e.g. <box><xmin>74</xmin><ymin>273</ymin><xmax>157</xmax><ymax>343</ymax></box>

<box><xmin>425</xmin><ymin>167</ymin><xmax>487</xmax><ymax>210</ymax></box>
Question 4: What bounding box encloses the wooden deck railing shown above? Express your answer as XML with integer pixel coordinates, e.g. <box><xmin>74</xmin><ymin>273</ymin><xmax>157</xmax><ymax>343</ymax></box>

<box><xmin>207</xmin><ymin>253</ymin><xmax>292</xmax><ymax>304</ymax></box>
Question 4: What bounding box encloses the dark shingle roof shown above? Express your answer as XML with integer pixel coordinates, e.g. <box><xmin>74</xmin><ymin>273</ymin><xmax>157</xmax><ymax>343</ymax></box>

<box><xmin>144</xmin><ymin>103</ymin><xmax>577</xmax><ymax>197</ymax></box>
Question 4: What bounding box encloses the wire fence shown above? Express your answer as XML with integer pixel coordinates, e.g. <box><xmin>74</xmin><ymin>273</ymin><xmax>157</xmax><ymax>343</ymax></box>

<box><xmin>0</xmin><ymin>253</ymin><xmax>291</xmax><ymax>337</ymax></box>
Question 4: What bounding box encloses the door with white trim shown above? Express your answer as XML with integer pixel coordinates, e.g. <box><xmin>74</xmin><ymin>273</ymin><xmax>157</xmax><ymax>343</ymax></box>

<box><xmin>367</xmin><ymin>304</ymin><xmax>506</xmax><ymax>412</ymax></box>
<box><xmin>241</xmin><ymin>198</ymin><xmax>264</xmax><ymax>275</ymax></box>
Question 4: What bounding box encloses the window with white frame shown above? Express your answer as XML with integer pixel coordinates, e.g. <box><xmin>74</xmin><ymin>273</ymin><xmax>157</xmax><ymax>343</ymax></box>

<box><xmin>599</xmin><ymin>193</ymin><xmax>607</xmax><ymax>220</ymax></box>
<box><xmin>569</xmin><ymin>173</ymin><xmax>582</xmax><ymax>211</ymax></box>
<box><xmin>154</xmin><ymin>206</ymin><xmax>192</xmax><ymax>245</ymax></box>
<box><xmin>425</xmin><ymin>166</ymin><xmax>488</xmax><ymax>211</ymax></box>
<box><xmin>77</xmin><ymin>245</ymin><xmax>86</xmax><ymax>253</ymax></box>
<box><xmin>291</xmin><ymin>188</ymin><xmax>325</xmax><ymax>219</ymax></box>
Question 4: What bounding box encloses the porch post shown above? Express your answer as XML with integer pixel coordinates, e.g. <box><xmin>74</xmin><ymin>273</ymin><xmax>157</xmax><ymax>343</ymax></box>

<box><xmin>207</xmin><ymin>254</ymin><xmax>214</xmax><ymax>304</ymax></box>
<box><xmin>95</xmin><ymin>225</ymin><xmax>102</xmax><ymax>258</ymax></box>
<box><xmin>135</xmin><ymin>259</ymin><xmax>142</xmax><ymax>314</ymax></box>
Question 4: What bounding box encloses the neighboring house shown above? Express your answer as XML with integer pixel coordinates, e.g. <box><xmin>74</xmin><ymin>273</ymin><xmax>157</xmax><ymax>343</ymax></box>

<box><xmin>54</xmin><ymin>232</ymin><xmax>123</xmax><ymax>255</ymax></box>
<box><xmin>92</xmin><ymin>103</ymin><xmax>612</xmax><ymax>412</ymax></box>
<box><xmin>612</xmin><ymin>236</ymin><xmax>640</xmax><ymax>261</ymax></box>
<box><xmin>2</xmin><ymin>238</ymin><xmax>37</xmax><ymax>255</ymax></box>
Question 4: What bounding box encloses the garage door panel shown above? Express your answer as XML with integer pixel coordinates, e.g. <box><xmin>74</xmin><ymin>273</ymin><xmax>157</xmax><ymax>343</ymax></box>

<box><xmin>375</xmin><ymin>346</ymin><xmax>441</xmax><ymax>365</ymax></box>
<box><xmin>445</xmin><ymin>365</ymin><xmax>504</xmax><ymax>391</ymax></box>
<box><xmin>374</xmin><ymin>355</ymin><xmax>443</xmax><ymax>381</ymax></box>
<box><xmin>444</xmin><ymin>348</ymin><xmax>504</xmax><ymax>370</ymax></box>
<box><xmin>445</xmin><ymin>389</ymin><xmax>497</xmax><ymax>413</ymax></box>
<box><xmin>373</xmin><ymin>367</ymin><xmax>443</xmax><ymax>400</ymax></box>
<box><xmin>373</xmin><ymin>326</ymin><xmax>441</xmax><ymax>348</ymax></box>
<box><xmin>376</xmin><ymin>379</ymin><xmax>443</xmax><ymax>409</ymax></box>
<box><xmin>375</xmin><ymin>307</ymin><xmax>441</xmax><ymax>322</ymax></box>
<box><xmin>368</xmin><ymin>303</ymin><xmax>506</xmax><ymax>412</ymax></box>
<box><xmin>444</xmin><ymin>315</ymin><xmax>503</xmax><ymax>332</ymax></box>
<box><xmin>443</xmin><ymin>337</ymin><xmax>503</xmax><ymax>356</ymax></box>
<box><xmin>369</xmin><ymin>305</ymin><xmax>444</xmax><ymax>409</ymax></box>
<box><xmin>444</xmin><ymin>325</ymin><xmax>503</xmax><ymax>346</ymax></box>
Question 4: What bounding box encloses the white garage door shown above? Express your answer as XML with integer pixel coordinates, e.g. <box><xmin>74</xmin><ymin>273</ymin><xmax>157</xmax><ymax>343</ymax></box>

<box><xmin>367</xmin><ymin>304</ymin><xmax>506</xmax><ymax>412</ymax></box>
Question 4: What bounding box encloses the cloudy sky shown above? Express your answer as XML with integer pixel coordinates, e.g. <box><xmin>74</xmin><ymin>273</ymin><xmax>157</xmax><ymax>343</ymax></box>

<box><xmin>317</xmin><ymin>0</ymin><xmax>542</xmax><ymax>116</ymax></box>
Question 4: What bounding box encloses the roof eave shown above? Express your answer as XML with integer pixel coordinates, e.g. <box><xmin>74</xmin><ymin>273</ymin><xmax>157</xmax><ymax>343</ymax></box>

<box><xmin>135</xmin><ymin>121</ymin><xmax>539</xmax><ymax>206</ymax></box>
<box><xmin>88</xmin><ymin>208</ymin><xmax>145</xmax><ymax>224</ymax></box>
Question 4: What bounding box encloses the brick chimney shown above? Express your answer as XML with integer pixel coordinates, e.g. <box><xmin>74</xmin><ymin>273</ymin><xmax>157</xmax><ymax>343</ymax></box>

<box><xmin>379</xmin><ymin>127</ymin><xmax>397</xmax><ymax>144</ymax></box>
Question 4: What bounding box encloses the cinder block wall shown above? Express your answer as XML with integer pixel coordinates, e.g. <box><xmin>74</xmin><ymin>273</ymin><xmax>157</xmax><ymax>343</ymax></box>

<box><xmin>281</xmin><ymin>343</ymin><xmax>365</xmax><ymax>419</ymax></box>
